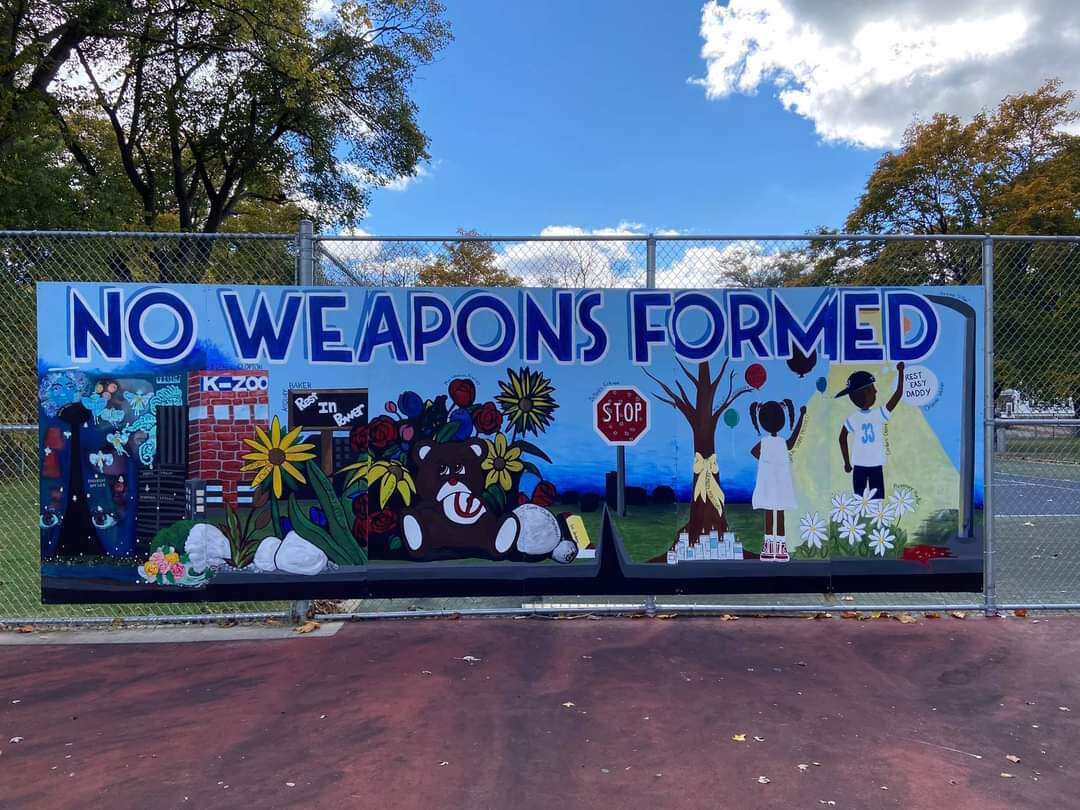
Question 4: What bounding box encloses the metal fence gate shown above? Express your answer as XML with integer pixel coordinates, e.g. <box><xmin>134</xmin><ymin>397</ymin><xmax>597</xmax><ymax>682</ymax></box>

<box><xmin>1</xmin><ymin>226</ymin><xmax>1077</xmax><ymax>622</ymax></box>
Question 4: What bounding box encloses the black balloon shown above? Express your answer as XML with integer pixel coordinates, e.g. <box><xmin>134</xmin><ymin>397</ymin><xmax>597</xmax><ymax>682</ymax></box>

<box><xmin>787</xmin><ymin>345</ymin><xmax>817</xmax><ymax>377</ymax></box>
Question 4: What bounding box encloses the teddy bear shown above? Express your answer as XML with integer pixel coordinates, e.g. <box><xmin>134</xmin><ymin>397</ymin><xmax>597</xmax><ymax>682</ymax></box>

<box><xmin>400</xmin><ymin>438</ymin><xmax>577</xmax><ymax>564</ymax></box>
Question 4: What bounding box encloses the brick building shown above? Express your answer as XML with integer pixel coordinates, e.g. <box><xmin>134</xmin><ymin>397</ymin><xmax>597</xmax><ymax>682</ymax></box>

<box><xmin>187</xmin><ymin>370</ymin><xmax>271</xmax><ymax>505</ymax></box>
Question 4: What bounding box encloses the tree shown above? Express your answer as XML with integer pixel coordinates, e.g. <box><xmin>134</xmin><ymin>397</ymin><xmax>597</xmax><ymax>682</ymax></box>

<box><xmin>419</xmin><ymin>230</ymin><xmax>522</xmax><ymax>287</ymax></box>
<box><xmin>645</xmin><ymin>358</ymin><xmax>752</xmax><ymax>552</ymax></box>
<box><xmin>1</xmin><ymin>1</ymin><xmax>451</xmax><ymax>247</ymax></box>
<box><xmin>831</xmin><ymin>80</ymin><xmax>1080</xmax><ymax>418</ymax></box>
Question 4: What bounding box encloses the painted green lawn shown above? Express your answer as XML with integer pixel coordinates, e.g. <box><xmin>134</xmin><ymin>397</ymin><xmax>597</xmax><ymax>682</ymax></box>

<box><xmin>610</xmin><ymin>502</ymin><xmax>766</xmax><ymax>562</ymax></box>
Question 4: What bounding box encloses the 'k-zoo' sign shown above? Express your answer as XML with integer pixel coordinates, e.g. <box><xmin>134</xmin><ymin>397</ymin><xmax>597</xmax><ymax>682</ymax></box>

<box><xmin>37</xmin><ymin>282</ymin><xmax>984</xmax><ymax>603</ymax></box>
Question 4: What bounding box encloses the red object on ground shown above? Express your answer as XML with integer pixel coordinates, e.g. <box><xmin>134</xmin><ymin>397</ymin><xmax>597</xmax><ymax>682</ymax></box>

<box><xmin>594</xmin><ymin>386</ymin><xmax>650</xmax><ymax>445</ymax></box>
<box><xmin>1</xmin><ymin>617</ymin><xmax>1077</xmax><ymax>809</ymax></box>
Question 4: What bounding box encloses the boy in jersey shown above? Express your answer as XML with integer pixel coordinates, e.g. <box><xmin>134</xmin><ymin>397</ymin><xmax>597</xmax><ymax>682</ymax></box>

<box><xmin>836</xmin><ymin>363</ymin><xmax>905</xmax><ymax>499</ymax></box>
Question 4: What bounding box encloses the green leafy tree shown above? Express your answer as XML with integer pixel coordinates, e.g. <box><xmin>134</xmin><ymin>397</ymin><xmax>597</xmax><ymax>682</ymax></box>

<box><xmin>419</xmin><ymin>230</ymin><xmax>522</xmax><ymax>287</ymax></box>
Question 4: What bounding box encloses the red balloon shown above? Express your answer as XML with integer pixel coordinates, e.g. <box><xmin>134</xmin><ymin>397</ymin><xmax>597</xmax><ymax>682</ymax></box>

<box><xmin>745</xmin><ymin>363</ymin><xmax>766</xmax><ymax>390</ymax></box>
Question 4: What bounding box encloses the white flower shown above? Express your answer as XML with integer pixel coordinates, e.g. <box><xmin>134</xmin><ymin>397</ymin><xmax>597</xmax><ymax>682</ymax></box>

<box><xmin>830</xmin><ymin>493</ymin><xmax>856</xmax><ymax>523</ymax></box>
<box><xmin>865</xmin><ymin>500</ymin><xmax>897</xmax><ymax>528</ymax></box>
<box><xmin>888</xmin><ymin>487</ymin><xmax>917</xmax><ymax>517</ymax></box>
<box><xmin>800</xmin><ymin>512</ymin><xmax>827</xmax><ymax>549</ymax></box>
<box><xmin>869</xmin><ymin>527</ymin><xmax>895</xmax><ymax>557</ymax></box>
<box><xmin>852</xmin><ymin>482</ymin><xmax>879</xmax><ymax>517</ymax></box>
<box><xmin>839</xmin><ymin>518</ymin><xmax>865</xmax><ymax>546</ymax></box>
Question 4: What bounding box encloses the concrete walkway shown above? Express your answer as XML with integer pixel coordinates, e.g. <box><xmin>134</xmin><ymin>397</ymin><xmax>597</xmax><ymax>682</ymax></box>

<box><xmin>0</xmin><ymin>615</ymin><xmax>1077</xmax><ymax>809</ymax></box>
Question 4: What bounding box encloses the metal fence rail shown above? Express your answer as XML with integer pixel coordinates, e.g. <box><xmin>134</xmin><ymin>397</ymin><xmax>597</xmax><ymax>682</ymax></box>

<box><xmin>1</xmin><ymin>226</ymin><xmax>1078</xmax><ymax>622</ymax></box>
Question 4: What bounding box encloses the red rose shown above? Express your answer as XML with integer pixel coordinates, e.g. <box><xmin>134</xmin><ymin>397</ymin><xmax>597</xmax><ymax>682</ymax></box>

<box><xmin>368</xmin><ymin>416</ymin><xmax>398</xmax><ymax>450</ymax></box>
<box><xmin>473</xmin><ymin>402</ymin><xmax>502</xmax><ymax>434</ymax></box>
<box><xmin>531</xmin><ymin>481</ymin><xmax>556</xmax><ymax>507</ymax></box>
<box><xmin>349</xmin><ymin>424</ymin><xmax>369</xmax><ymax>454</ymax></box>
<box><xmin>449</xmin><ymin>378</ymin><xmax>476</xmax><ymax>408</ymax></box>
<box><xmin>368</xmin><ymin>509</ymin><xmax>397</xmax><ymax>534</ymax></box>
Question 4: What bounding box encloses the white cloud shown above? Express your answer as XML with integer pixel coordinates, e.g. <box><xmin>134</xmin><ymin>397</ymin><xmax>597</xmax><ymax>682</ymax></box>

<box><xmin>309</xmin><ymin>0</ymin><xmax>336</xmax><ymax>22</ymax></box>
<box><xmin>383</xmin><ymin>163</ymin><xmax>433</xmax><ymax>192</ymax></box>
<box><xmin>691</xmin><ymin>0</ymin><xmax>1080</xmax><ymax>148</ymax></box>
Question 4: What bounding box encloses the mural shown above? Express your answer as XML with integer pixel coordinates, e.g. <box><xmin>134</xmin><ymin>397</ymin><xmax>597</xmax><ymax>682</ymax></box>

<box><xmin>38</xmin><ymin>283</ymin><xmax>983</xmax><ymax>602</ymax></box>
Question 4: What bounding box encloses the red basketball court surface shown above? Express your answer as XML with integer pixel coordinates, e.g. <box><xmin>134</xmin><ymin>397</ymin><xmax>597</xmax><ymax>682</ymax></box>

<box><xmin>0</xmin><ymin>614</ymin><xmax>1077</xmax><ymax>809</ymax></box>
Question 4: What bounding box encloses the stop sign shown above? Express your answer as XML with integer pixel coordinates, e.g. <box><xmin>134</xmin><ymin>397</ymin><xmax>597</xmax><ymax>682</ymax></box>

<box><xmin>594</xmin><ymin>386</ymin><xmax>650</xmax><ymax>446</ymax></box>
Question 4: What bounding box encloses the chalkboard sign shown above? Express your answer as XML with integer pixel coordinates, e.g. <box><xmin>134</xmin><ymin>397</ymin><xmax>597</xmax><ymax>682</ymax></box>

<box><xmin>288</xmin><ymin>388</ymin><xmax>368</xmax><ymax>432</ymax></box>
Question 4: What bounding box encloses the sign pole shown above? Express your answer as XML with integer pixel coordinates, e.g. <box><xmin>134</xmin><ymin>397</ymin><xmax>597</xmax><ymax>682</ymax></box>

<box><xmin>616</xmin><ymin>445</ymin><xmax>626</xmax><ymax>516</ymax></box>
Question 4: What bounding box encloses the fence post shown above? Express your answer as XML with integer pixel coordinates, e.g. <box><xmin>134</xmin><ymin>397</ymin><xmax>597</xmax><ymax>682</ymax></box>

<box><xmin>646</xmin><ymin>234</ymin><xmax>656</xmax><ymax>288</ymax></box>
<box><xmin>293</xmin><ymin>220</ymin><xmax>315</xmax><ymax>623</ymax></box>
<box><xmin>982</xmin><ymin>236</ymin><xmax>996</xmax><ymax>616</ymax></box>
<box><xmin>297</xmin><ymin>220</ymin><xmax>314</xmax><ymax>285</ymax></box>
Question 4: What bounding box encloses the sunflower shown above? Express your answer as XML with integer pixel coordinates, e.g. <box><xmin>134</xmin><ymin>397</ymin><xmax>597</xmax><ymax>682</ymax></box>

<box><xmin>482</xmin><ymin>432</ymin><xmax>525</xmax><ymax>490</ymax></box>
<box><xmin>338</xmin><ymin>457</ymin><xmax>416</xmax><ymax>509</ymax></box>
<box><xmin>241</xmin><ymin>416</ymin><xmax>316</xmax><ymax>499</ymax></box>
<box><xmin>495</xmin><ymin>367</ymin><xmax>558</xmax><ymax>435</ymax></box>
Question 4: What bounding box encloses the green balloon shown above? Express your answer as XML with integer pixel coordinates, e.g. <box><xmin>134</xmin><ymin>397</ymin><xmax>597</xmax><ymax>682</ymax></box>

<box><xmin>723</xmin><ymin>408</ymin><xmax>739</xmax><ymax>428</ymax></box>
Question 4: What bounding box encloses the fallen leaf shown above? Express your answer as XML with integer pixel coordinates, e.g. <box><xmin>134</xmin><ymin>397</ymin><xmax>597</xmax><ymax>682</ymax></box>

<box><xmin>457</xmin><ymin>655</ymin><xmax>482</xmax><ymax>664</ymax></box>
<box><xmin>796</xmin><ymin>661</ymin><xmax>807</xmax><ymax>667</ymax></box>
<box><xmin>798</xmin><ymin>764</ymin><xmax>809</xmax><ymax>771</ymax></box>
<box><xmin>562</xmin><ymin>702</ymin><xmax>576</xmax><ymax>708</ymax></box>
<box><xmin>1014</xmin><ymin>609</ymin><xmax>1027</xmax><ymax>618</ymax></box>
<box><xmin>841</xmin><ymin>611</ymin><xmax>859</xmax><ymax>619</ymax></box>
<box><xmin>880</xmin><ymin>786</ymin><xmax>889</xmax><ymax>790</ymax></box>
<box><xmin>655</xmin><ymin>613</ymin><xmax>677</xmax><ymax>620</ymax></box>
<box><xmin>9</xmin><ymin>737</ymin><xmax>23</xmax><ymax>743</ymax></box>
<box><xmin>16</xmin><ymin>626</ymin><xmax>32</xmax><ymax>634</ymax></box>
<box><xmin>719</xmin><ymin>614</ymin><xmax>739</xmax><ymax>621</ymax></box>
<box><xmin>812</xmin><ymin>762</ymin><xmax>821</xmax><ymax>766</ymax></box>
<box><xmin>1006</xmin><ymin>754</ymin><xmax>1020</xmax><ymax>763</ymax></box>
<box><xmin>10</xmin><ymin>700</ymin><xmax>20</xmax><ymax>704</ymax></box>
<box><xmin>421</xmin><ymin>670</ymin><xmax>432</xmax><ymax>676</ymax></box>
<box><xmin>757</xmin><ymin>776</ymin><xmax>770</xmax><ymax>784</ymax></box>
<box><xmin>951</xmin><ymin>611</ymin><xmax>967</xmax><ymax>620</ymax></box>
<box><xmin>285</xmin><ymin>782</ymin><xmax>296</xmax><ymax>788</ymax></box>
<box><xmin>439</xmin><ymin>761</ymin><xmax>449</xmax><ymax>767</ymax></box>
<box><xmin>601</xmin><ymin>768</ymin><xmax>609</xmax><ymax>774</ymax></box>
<box><xmin>1000</xmin><ymin>772</ymin><xmax>1015</xmax><ymax>779</ymax></box>
<box><xmin>896</xmin><ymin>613</ymin><xmax>917</xmax><ymax>624</ymax></box>
<box><xmin>732</xmin><ymin>734</ymin><xmax>747</xmax><ymax>742</ymax></box>
<box><xmin>753</xmin><ymin>736</ymin><xmax>765</xmax><ymax>742</ymax></box>
<box><xmin>293</xmin><ymin>620</ymin><xmax>320</xmax><ymax>634</ymax></box>
<box><xmin>1059</xmin><ymin>706</ymin><xmax>1071</xmax><ymax>712</ymax></box>
<box><xmin>924</xmin><ymin>612</ymin><xmax>942</xmax><ymax>619</ymax></box>
<box><xmin>812</xmin><ymin>612</ymin><xmax>832</xmax><ymax>620</ymax></box>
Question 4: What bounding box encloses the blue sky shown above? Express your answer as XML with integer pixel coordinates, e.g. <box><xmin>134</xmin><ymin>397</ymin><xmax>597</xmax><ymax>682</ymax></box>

<box><xmin>358</xmin><ymin>0</ymin><xmax>1079</xmax><ymax>237</ymax></box>
<box><xmin>362</xmin><ymin>1</ymin><xmax>880</xmax><ymax>236</ymax></box>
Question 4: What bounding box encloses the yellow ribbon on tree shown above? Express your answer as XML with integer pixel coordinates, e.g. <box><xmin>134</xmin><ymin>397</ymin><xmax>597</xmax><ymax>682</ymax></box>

<box><xmin>692</xmin><ymin>452</ymin><xmax>726</xmax><ymax>515</ymax></box>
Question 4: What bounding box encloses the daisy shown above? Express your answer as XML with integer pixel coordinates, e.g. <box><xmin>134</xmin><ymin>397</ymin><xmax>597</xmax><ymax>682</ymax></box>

<box><xmin>888</xmin><ymin>486</ymin><xmax>917</xmax><ymax>517</ymax></box>
<box><xmin>838</xmin><ymin>518</ymin><xmax>865</xmax><ymax>546</ymax></box>
<box><xmin>865</xmin><ymin>499</ymin><xmax>897</xmax><ymax>528</ymax></box>
<box><xmin>799</xmin><ymin>512</ymin><xmax>827</xmax><ymax>550</ymax></box>
<box><xmin>830</xmin><ymin>493</ymin><xmax>856</xmax><ymax>524</ymax></box>
<box><xmin>852</xmin><ymin>482</ymin><xmax>879</xmax><ymax>517</ymax></box>
<box><xmin>869</xmin><ymin>527</ymin><xmax>895</xmax><ymax>557</ymax></box>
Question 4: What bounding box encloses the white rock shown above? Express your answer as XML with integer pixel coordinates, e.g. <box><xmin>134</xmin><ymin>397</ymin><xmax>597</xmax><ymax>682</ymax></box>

<box><xmin>186</xmin><ymin>524</ymin><xmax>230</xmax><ymax>572</ymax></box>
<box><xmin>274</xmin><ymin>531</ymin><xmax>328</xmax><ymax>576</ymax></box>
<box><xmin>254</xmin><ymin>537</ymin><xmax>282</xmax><ymax>572</ymax></box>
<box><xmin>512</xmin><ymin>504</ymin><xmax>562</xmax><ymax>555</ymax></box>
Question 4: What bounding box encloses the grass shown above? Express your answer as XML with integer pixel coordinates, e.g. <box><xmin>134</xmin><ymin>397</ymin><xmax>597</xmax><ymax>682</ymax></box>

<box><xmin>999</xmin><ymin>434</ymin><xmax>1080</xmax><ymax>465</ymax></box>
<box><xmin>610</xmin><ymin>503</ymin><xmax>765</xmax><ymax>562</ymax></box>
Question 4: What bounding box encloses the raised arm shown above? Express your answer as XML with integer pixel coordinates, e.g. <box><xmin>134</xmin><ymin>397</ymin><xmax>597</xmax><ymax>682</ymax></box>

<box><xmin>750</xmin><ymin>440</ymin><xmax>762</xmax><ymax>459</ymax></box>
<box><xmin>787</xmin><ymin>405</ymin><xmax>807</xmax><ymax>451</ymax></box>
<box><xmin>839</xmin><ymin>424</ymin><xmax>851</xmax><ymax>472</ymax></box>
<box><xmin>886</xmin><ymin>361</ymin><xmax>906</xmax><ymax>412</ymax></box>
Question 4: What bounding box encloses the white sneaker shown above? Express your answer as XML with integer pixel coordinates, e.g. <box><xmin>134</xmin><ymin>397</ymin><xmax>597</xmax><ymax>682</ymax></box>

<box><xmin>774</xmin><ymin>535</ymin><xmax>789</xmax><ymax>562</ymax></box>
<box><xmin>760</xmin><ymin>534</ymin><xmax>775</xmax><ymax>560</ymax></box>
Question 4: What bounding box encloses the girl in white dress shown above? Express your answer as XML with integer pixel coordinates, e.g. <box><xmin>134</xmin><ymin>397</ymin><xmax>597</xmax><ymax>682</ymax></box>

<box><xmin>750</xmin><ymin>399</ymin><xmax>806</xmax><ymax>561</ymax></box>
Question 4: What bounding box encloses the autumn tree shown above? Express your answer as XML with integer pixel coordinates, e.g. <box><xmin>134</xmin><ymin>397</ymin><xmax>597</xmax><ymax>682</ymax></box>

<box><xmin>419</xmin><ymin>230</ymin><xmax>522</xmax><ymax>287</ymax></box>
<box><xmin>820</xmin><ymin>80</ymin><xmax>1080</xmax><ymax>417</ymax></box>
<box><xmin>645</xmin><ymin>358</ymin><xmax>752</xmax><ymax>550</ymax></box>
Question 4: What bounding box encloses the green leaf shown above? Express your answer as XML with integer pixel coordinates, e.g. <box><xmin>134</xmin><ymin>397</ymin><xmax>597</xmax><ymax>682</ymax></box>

<box><xmin>521</xmin><ymin>460</ymin><xmax>542</xmax><ymax>479</ymax></box>
<box><xmin>305</xmin><ymin>461</ymin><xmax>365</xmax><ymax>565</ymax></box>
<box><xmin>288</xmin><ymin>493</ymin><xmax>351</xmax><ymax>565</ymax></box>
<box><xmin>512</xmin><ymin>439</ymin><xmax>551</xmax><ymax>463</ymax></box>
<box><xmin>435</xmin><ymin>421</ymin><xmax>460</xmax><ymax>443</ymax></box>
<box><xmin>480</xmin><ymin>483</ymin><xmax>507</xmax><ymax>513</ymax></box>
<box><xmin>388</xmin><ymin>535</ymin><xmax>402</xmax><ymax>551</ymax></box>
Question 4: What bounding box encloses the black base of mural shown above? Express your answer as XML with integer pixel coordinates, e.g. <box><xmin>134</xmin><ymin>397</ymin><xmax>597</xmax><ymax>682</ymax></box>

<box><xmin>41</xmin><ymin>510</ymin><xmax>983</xmax><ymax>604</ymax></box>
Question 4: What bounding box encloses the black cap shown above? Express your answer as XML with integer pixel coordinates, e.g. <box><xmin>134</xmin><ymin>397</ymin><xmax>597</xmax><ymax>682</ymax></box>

<box><xmin>834</xmin><ymin>370</ymin><xmax>876</xmax><ymax>399</ymax></box>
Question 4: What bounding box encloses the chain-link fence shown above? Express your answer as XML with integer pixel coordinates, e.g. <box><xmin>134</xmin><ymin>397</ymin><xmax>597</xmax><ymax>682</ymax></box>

<box><xmin>1</xmin><ymin>227</ymin><xmax>1077</xmax><ymax>621</ymax></box>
